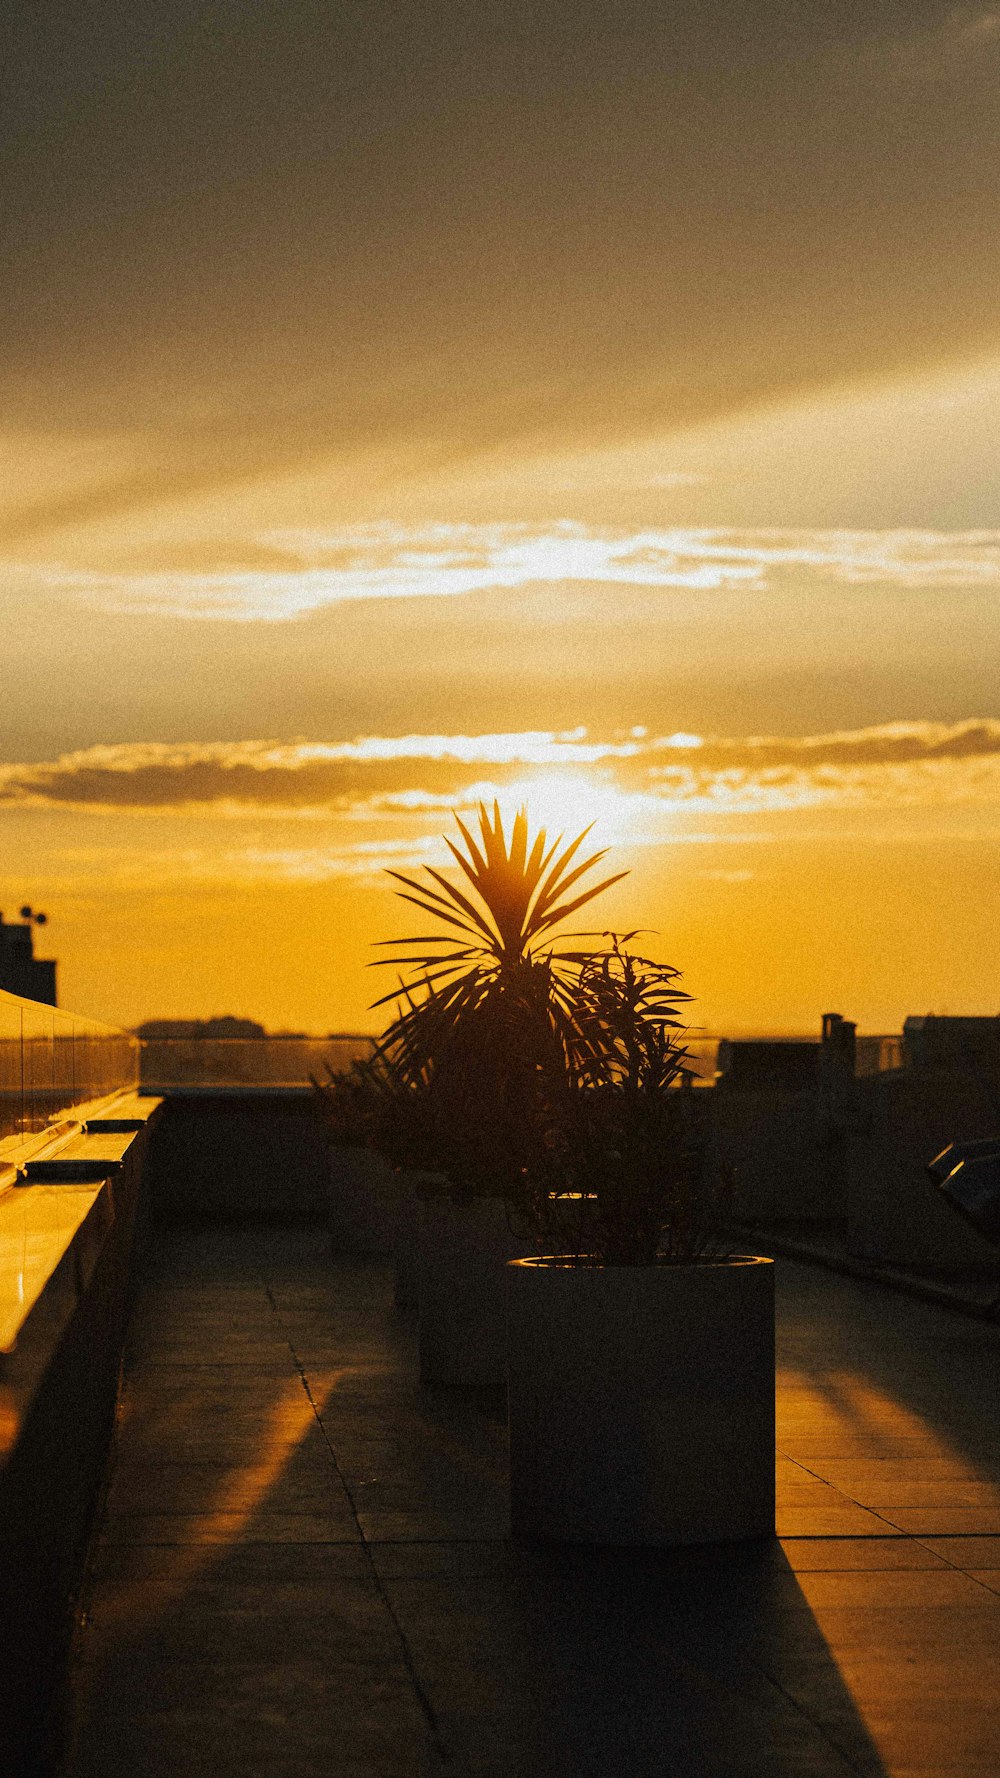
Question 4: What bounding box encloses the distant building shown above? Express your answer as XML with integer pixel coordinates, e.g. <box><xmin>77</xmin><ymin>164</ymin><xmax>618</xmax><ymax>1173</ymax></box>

<box><xmin>715</xmin><ymin>1038</ymin><xmax>820</xmax><ymax>1092</ymax></box>
<box><xmin>135</xmin><ymin>1016</ymin><xmax>267</xmax><ymax>1040</ymax></box>
<box><xmin>903</xmin><ymin>1015</ymin><xmax>1000</xmax><ymax>1072</ymax></box>
<box><xmin>0</xmin><ymin>909</ymin><xmax>57</xmax><ymax>1005</ymax></box>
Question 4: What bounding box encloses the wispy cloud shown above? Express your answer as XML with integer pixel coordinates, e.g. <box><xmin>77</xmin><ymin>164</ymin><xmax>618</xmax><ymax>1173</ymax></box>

<box><xmin>848</xmin><ymin>8</ymin><xmax>1000</xmax><ymax>87</ymax></box>
<box><xmin>0</xmin><ymin>731</ymin><xmax>645</xmax><ymax>814</ymax></box>
<box><xmin>4</xmin><ymin>720</ymin><xmax>1000</xmax><ymax>819</ymax></box>
<box><xmin>31</xmin><ymin>524</ymin><xmax>1000</xmax><ymax>620</ymax></box>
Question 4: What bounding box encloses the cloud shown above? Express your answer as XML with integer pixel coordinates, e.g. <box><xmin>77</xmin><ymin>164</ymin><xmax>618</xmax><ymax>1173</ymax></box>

<box><xmin>0</xmin><ymin>732</ymin><xmax>643</xmax><ymax>814</ymax></box>
<box><xmin>3</xmin><ymin>720</ymin><xmax>1000</xmax><ymax>820</ymax></box>
<box><xmin>674</xmin><ymin>719</ymin><xmax>1000</xmax><ymax>770</ymax></box>
<box><xmin>31</xmin><ymin>524</ymin><xmax>1000</xmax><ymax>621</ymax></box>
<box><xmin>849</xmin><ymin>8</ymin><xmax>1000</xmax><ymax>86</ymax></box>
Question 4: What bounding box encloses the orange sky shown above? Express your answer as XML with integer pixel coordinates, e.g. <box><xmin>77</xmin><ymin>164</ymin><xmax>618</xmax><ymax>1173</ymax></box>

<box><xmin>4</xmin><ymin>4</ymin><xmax>1000</xmax><ymax>1035</ymax></box>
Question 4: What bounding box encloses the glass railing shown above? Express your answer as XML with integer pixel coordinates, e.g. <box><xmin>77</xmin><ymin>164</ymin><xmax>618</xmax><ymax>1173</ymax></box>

<box><xmin>135</xmin><ymin>1032</ymin><xmax>901</xmax><ymax>1093</ymax></box>
<box><xmin>140</xmin><ymin>1035</ymin><xmax>721</xmax><ymax>1091</ymax></box>
<box><xmin>0</xmin><ymin>989</ymin><xmax>140</xmax><ymax>1155</ymax></box>
<box><xmin>0</xmin><ymin>1012</ymin><xmax>899</xmax><ymax>1113</ymax></box>
<box><xmin>138</xmin><ymin>1036</ymin><xmax>375</xmax><ymax>1091</ymax></box>
<box><xmin>689</xmin><ymin>1033</ymin><xmax>904</xmax><ymax>1084</ymax></box>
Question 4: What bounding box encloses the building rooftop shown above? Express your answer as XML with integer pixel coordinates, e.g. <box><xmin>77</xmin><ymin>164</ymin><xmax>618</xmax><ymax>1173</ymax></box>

<box><xmin>0</xmin><ymin>910</ymin><xmax>57</xmax><ymax>1007</ymax></box>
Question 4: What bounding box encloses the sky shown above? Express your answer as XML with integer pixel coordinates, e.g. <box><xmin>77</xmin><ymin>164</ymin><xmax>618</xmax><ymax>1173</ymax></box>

<box><xmin>3</xmin><ymin>1</ymin><xmax>1000</xmax><ymax>1034</ymax></box>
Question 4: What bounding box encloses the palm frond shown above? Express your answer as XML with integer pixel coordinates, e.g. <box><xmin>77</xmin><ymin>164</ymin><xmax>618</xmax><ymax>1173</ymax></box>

<box><xmin>371</xmin><ymin>934</ymin><xmax>480</xmax><ymax>951</ymax></box>
<box><xmin>530</xmin><ymin>825</ymin><xmax>599</xmax><ymax>915</ymax></box>
<box><xmin>530</xmin><ymin>845</ymin><xmax>612</xmax><ymax>925</ymax></box>
<box><xmin>533</xmin><ymin>870</ymin><xmax>631</xmax><ymax>934</ymax></box>
<box><xmin>385</xmin><ymin>870</ymin><xmax>497</xmax><ymax>943</ymax></box>
<box><xmin>369</xmin><ymin>960</ymin><xmax>486</xmax><ymax>1010</ymax></box>
<box><xmin>449</xmin><ymin>809</ymin><xmax>489</xmax><ymax>880</ymax></box>
<box><xmin>419</xmin><ymin>866</ymin><xmax>502</xmax><ymax>942</ymax></box>
<box><xmin>370</xmin><ymin>803</ymin><xmax>639</xmax><ymax>1122</ymax></box>
<box><xmin>377</xmin><ymin>893</ymin><xmax>487</xmax><ymax>946</ymax></box>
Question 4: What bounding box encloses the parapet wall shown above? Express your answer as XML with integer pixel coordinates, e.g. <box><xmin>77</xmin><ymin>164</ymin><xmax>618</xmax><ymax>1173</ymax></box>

<box><xmin>0</xmin><ymin>1104</ymin><xmax>156</xmax><ymax>1774</ymax></box>
<box><xmin>144</xmin><ymin>1090</ymin><xmax>331</xmax><ymax>1223</ymax></box>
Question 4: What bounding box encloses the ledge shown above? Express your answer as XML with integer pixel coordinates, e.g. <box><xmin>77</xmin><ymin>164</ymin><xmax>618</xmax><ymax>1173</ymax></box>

<box><xmin>0</xmin><ymin>1122</ymin><xmax>84</xmax><ymax>1197</ymax></box>
<box><xmin>742</xmin><ymin>1224</ymin><xmax>1000</xmax><ymax>1322</ymax></box>
<box><xmin>0</xmin><ymin>1180</ymin><xmax>112</xmax><ymax>1364</ymax></box>
<box><xmin>0</xmin><ymin>1070</ymin><xmax>155</xmax><ymax>1772</ymax></box>
<box><xmin>0</xmin><ymin>1104</ymin><xmax>160</xmax><ymax>1359</ymax></box>
<box><xmin>82</xmin><ymin>1093</ymin><xmax>163</xmax><ymax>1132</ymax></box>
<box><xmin>138</xmin><ymin>1082</ymin><xmax>314</xmax><ymax>1097</ymax></box>
<box><xmin>23</xmin><ymin>1131</ymin><xmax>137</xmax><ymax>1183</ymax></box>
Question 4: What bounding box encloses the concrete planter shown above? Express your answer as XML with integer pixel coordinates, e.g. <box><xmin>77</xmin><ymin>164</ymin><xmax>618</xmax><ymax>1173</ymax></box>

<box><xmin>418</xmin><ymin>1194</ymin><xmax>533</xmax><ymax>1386</ymax></box>
<box><xmin>327</xmin><ymin>1146</ymin><xmax>397</xmax><ymax>1255</ymax></box>
<box><xmin>507</xmin><ymin>1255</ymin><xmax>774</xmax><ymax>1545</ymax></box>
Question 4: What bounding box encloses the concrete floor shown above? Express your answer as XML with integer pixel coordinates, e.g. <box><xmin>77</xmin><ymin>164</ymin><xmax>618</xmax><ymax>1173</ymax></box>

<box><xmin>65</xmin><ymin>1230</ymin><xmax>1000</xmax><ymax>1777</ymax></box>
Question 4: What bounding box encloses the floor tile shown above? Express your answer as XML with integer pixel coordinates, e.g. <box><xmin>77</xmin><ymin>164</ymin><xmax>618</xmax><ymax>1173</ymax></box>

<box><xmin>65</xmin><ymin>1231</ymin><xmax>1000</xmax><ymax>1778</ymax></box>
<box><xmin>98</xmin><ymin>1511</ymin><xmax>361</xmax><ymax>1544</ymax></box>
<box><xmin>880</xmin><ymin>1509</ymin><xmax>1000</xmax><ymax>1535</ymax></box>
<box><xmin>777</xmin><ymin>1538</ymin><xmax>952</xmax><ymax>1572</ymax></box>
<box><xmin>918</xmin><ymin>1536</ymin><xmax>1000</xmax><ymax>1565</ymax></box>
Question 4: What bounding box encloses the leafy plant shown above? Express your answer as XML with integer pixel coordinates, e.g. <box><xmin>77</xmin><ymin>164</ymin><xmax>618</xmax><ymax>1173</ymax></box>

<box><xmin>313</xmin><ymin>1033</ymin><xmax>436</xmax><ymax>1172</ymax></box>
<box><xmin>523</xmin><ymin>942</ymin><xmax>714</xmax><ymax>1264</ymax></box>
<box><xmin>360</xmin><ymin>801</ymin><xmax>627</xmax><ymax>1202</ymax></box>
<box><xmin>317</xmin><ymin>801</ymin><xmax>720</xmax><ymax>1260</ymax></box>
<box><xmin>371</xmin><ymin>799</ymin><xmax>627</xmax><ymax>1040</ymax></box>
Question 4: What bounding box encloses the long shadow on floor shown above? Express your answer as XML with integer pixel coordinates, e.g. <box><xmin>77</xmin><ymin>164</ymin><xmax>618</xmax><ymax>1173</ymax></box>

<box><xmin>67</xmin><ymin>1231</ymin><xmax>893</xmax><ymax>1778</ymax></box>
<box><xmin>374</xmin><ymin>1530</ymin><xmax>890</xmax><ymax>1778</ymax></box>
<box><xmin>775</xmin><ymin>1260</ymin><xmax>1000</xmax><ymax>1482</ymax></box>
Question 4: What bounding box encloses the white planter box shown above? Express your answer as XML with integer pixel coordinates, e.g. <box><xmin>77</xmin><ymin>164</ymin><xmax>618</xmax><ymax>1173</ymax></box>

<box><xmin>327</xmin><ymin>1146</ymin><xmax>397</xmax><ymax>1255</ymax></box>
<box><xmin>507</xmin><ymin>1255</ymin><xmax>774</xmax><ymax>1545</ymax></box>
<box><xmin>418</xmin><ymin>1195</ymin><xmax>532</xmax><ymax>1387</ymax></box>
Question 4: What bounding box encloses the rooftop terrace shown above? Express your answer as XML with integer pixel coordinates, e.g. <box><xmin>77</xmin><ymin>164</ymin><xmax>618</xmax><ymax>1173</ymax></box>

<box><xmin>1</xmin><ymin>982</ymin><xmax>998</xmax><ymax>1775</ymax></box>
<box><xmin>65</xmin><ymin>1231</ymin><xmax>1000</xmax><ymax>1778</ymax></box>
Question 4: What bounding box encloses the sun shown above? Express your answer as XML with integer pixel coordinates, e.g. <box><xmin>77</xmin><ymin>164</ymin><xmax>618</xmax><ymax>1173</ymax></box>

<box><xmin>489</xmin><ymin>770</ymin><xmax>634</xmax><ymax>845</ymax></box>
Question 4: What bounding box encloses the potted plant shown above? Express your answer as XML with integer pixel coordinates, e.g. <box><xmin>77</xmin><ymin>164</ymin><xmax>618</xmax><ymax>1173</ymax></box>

<box><xmin>506</xmin><ymin>943</ymin><xmax>774</xmax><ymax>1546</ymax></box>
<box><xmin>355</xmin><ymin>801</ymin><xmax>628</xmax><ymax>1385</ymax></box>
<box><xmin>320</xmin><ymin>799</ymin><xmax>774</xmax><ymax>1500</ymax></box>
<box><xmin>315</xmin><ymin>978</ymin><xmax>525</xmax><ymax>1322</ymax></box>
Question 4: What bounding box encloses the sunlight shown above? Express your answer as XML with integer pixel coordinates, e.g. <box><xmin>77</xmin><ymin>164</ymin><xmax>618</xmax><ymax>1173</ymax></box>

<box><xmin>100</xmin><ymin>1370</ymin><xmax>341</xmax><ymax>1636</ymax></box>
<box><xmin>489</xmin><ymin>769</ymin><xmax>641</xmax><ymax>846</ymax></box>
